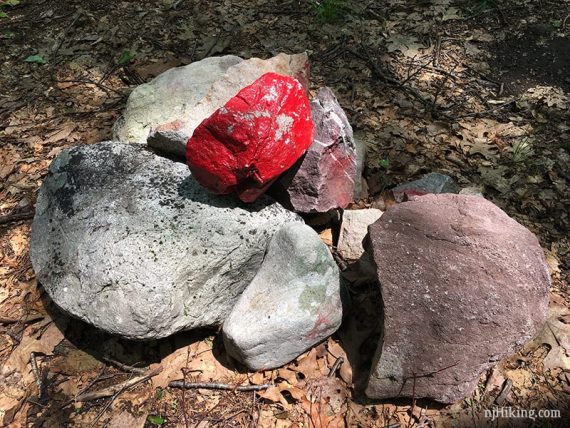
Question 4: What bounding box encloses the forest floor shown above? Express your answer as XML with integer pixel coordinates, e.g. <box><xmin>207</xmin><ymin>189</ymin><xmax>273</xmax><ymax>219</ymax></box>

<box><xmin>1</xmin><ymin>0</ymin><xmax>569</xmax><ymax>427</ymax></box>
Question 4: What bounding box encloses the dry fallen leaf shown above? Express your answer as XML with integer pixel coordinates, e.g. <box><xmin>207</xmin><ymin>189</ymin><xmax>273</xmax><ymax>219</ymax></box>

<box><xmin>0</xmin><ymin>322</ymin><xmax>64</xmax><ymax>425</ymax></box>
<box><xmin>319</xmin><ymin>229</ymin><xmax>333</xmax><ymax>247</ymax></box>
<box><xmin>151</xmin><ymin>345</ymin><xmax>191</xmax><ymax>389</ymax></box>
<box><xmin>257</xmin><ymin>381</ymin><xmax>306</xmax><ymax>408</ymax></box>
<box><xmin>526</xmin><ymin>294</ymin><xmax>570</xmax><ymax>371</ymax></box>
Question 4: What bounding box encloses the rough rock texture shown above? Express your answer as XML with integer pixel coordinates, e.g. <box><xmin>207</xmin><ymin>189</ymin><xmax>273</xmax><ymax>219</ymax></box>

<box><xmin>30</xmin><ymin>142</ymin><xmax>301</xmax><ymax>340</ymax></box>
<box><xmin>353</xmin><ymin>136</ymin><xmax>367</xmax><ymax>200</ymax></box>
<box><xmin>392</xmin><ymin>172</ymin><xmax>460</xmax><ymax>202</ymax></box>
<box><xmin>186</xmin><ymin>72</ymin><xmax>314</xmax><ymax>203</ymax></box>
<box><xmin>148</xmin><ymin>53</ymin><xmax>310</xmax><ymax>158</ymax></box>
<box><xmin>337</xmin><ymin>209</ymin><xmax>383</xmax><ymax>260</ymax></box>
<box><xmin>273</xmin><ymin>87</ymin><xmax>357</xmax><ymax>212</ymax></box>
<box><xmin>113</xmin><ymin>55</ymin><xmax>243</xmax><ymax>147</ymax></box>
<box><xmin>223</xmin><ymin>223</ymin><xmax>342</xmax><ymax>370</ymax></box>
<box><xmin>365</xmin><ymin>194</ymin><xmax>550</xmax><ymax>403</ymax></box>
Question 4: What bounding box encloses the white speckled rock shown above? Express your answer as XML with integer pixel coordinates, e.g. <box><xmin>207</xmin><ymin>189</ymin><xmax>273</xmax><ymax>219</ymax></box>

<box><xmin>337</xmin><ymin>209</ymin><xmax>383</xmax><ymax>260</ymax></box>
<box><xmin>113</xmin><ymin>55</ymin><xmax>243</xmax><ymax>147</ymax></box>
<box><xmin>147</xmin><ymin>53</ymin><xmax>310</xmax><ymax>158</ymax></box>
<box><xmin>222</xmin><ymin>223</ymin><xmax>342</xmax><ymax>370</ymax></box>
<box><xmin>30</xmin><ymin>142</ymin><xmax>301</xmax><ymax>340</ymax></box>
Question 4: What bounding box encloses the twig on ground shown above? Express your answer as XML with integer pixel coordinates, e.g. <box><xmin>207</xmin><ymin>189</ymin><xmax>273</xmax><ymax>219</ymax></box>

<box><xmin>30</xmin><ymin>352</ymin><xmax>43</xmax><ymax>399</ymax></box>
<box><xmin>0</xmin><ymin>209</ymin><xmax>35</xmax><ymax>226</ymax></box>
<box><xmin>328</xmin><ymin>356</ymin><xmax>344</xmax><ymax>377</ymax></box>
<box><xmin>563</xmin><ymin>13</ymin><xmax>570</xmax><ymax>30</ymax></box>
<box><xmin>349</xmin><ymin>44</ymin><xmax>442</xmax><ymax>114</ymax></box>
<box><xmin>168</xmin><ymin>381</ymin><xmax>273</xmax><ymax>392</ymax></box>
<box><xmin>77</xmin><ymin>366</ymin><xmax>108</xmax><ymax>398</ymax></box>
<box><xmin>89</xmin><ymin>374</ymin><xmax>136</xmax><ymax>428</ymax></box>
<box><xmin>402</xmin><ymin>57</ymin><xmax>431</xmax><ymax>85</ymax></box>
<box><xmin>494</xmin><ymin>378</ymin><xmax>513</xmax><ymax>405</ymax></box>
<box><xmin>0</xmin><ymin>313</ymin><xmax>45</xmax><ymax>325</ymax></box>
<box><xmin>102</xmin><ymin>356</ymin><xmax>148</xmax><ymax>374</ymax></box>
<box><xmin>53</xmin><ymin>78</ymin><xmax>125</xmax><ymax>96</ymax></box>
<box><xmin>74</xmin><ymin>366</ymin><xmax>162</xmax><ymax>402</ymax></box>
<box><xmin>332</xmin><ymin>252</ymin><xmax>348</xmax><ymax>271</ymax></box>
<box><xmin>52</xmin><ymin>10</ymin><xmax>82</xmax><ymax>60</ymax></box>
<box><xmin>461</xmin><ymin>62</ymin><xmax>502</xmax><ymax>87</ymax></box>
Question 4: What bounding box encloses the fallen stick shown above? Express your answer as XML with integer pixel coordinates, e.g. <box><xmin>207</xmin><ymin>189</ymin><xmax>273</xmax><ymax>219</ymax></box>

<box><xmin>75</xmin><ymin>366</ymin><xmax>162</xmax><ymax>402</ymax></box>
<box><xmin>0</xmin><ymin>314</ymin><xmax>45</xmax><ymax>325</ymax></box>
<box><xmin>494</xmin><ymin>378</ymin><xmax>513</xmax><ymax>405</ymax></box>
<box><xmin>168</xmin><ymin>381</ymin><xmax>273</xmax><ymax>392</ymax></box>
<box><xmin>30</xmin><ymin>352</ymin><xmax>43</xmax><ymax>398</ymax></box>
<box><xmin>102</xmin><ymin>355</ymin><xmax>148</xmax><ymax>374</ymax></box>
<box><xmin>0</xmin><ymin>209</ymin><xmax>35</xmax><ymax>226</ymax></box>
<box><xmin>328</xmin><ymin>356</ymin><xmax>344</xmax><ymax>378</ymax></box>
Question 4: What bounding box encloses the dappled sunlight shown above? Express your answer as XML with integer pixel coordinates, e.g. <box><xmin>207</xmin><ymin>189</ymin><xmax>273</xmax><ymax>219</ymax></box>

<box><xmin>0</xmin><ymin>0</ymin><xmax>569</xmax><ymax>426</ymax></box>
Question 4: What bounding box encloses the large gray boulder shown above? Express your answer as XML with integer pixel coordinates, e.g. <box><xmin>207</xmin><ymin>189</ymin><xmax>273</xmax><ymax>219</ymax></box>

<box><xmin>113</xmin><ymin>55</ymin><xmax>243</xmax><ymax>147</ymax></box>
<box><xmin>366</xmin><ymin>194</ymin><xmax>550</xmax><ymax>403</ymax></box>
<box><xmin>30</xmin><ymin>142</ymin><xmax>301</xmax><ymax>340</ymax></box>
<box><xmin>222</xmin><ymin>223</ymin><xmax>342</xmax><ymax>370</ymax></box>
<box><xmin>145</xmin><ymin>53</ymin><xmax>310</xmax><ymax>158</ymax></box>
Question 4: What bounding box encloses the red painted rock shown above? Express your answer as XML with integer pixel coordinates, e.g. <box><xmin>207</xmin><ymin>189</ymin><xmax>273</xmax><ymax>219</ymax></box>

<box><xmin>186</xmin><ymin>73</ymin><xmax>314</xmax><ymax>202</ymax></box>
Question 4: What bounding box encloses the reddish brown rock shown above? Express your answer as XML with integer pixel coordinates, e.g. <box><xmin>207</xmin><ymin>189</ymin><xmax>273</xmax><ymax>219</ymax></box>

<box><xmin>365</xmin><ymin>194</ymin><xmax>550</xmax><ymax>403</ymax></box>
<box><xmin>273</xmin><ymin>87</ymin><xmax>357</xmax><ymax>213</ymax></box>
<box><xmin>186</xmin><ymin>73</ymin><xmax>314</xmax><ymax>202</ymax></box>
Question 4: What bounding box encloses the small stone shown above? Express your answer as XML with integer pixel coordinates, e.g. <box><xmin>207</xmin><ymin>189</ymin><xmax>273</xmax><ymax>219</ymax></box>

<box><xmin>30</xmin><ymin>142</ymin><xmax>301</xmax><ymax>340</ymax></box>
<box><xmin>223</xmin><ymin>223</ymin><xmax>342</xmax><ymax>370</ymax></box>
<box><xmin>186</xmin><ymin>73</ymin><xmax>314</xmax><ymax>203</ymax></box>
<box><xmin>273</xmin><ymin>87</ymin><xmax>357</xmax><ymax>213</ymax></box>
<box><xmin>365</xmin><ymin>194</ymin><xmax>550</xmax><ymax>403</ymax></box>
<box><xmin>392</xmin><ymin>172</ymin><xmax>460</xmax><ymax>202</ymax></box>
<box><xmin>147</xmin><ymin>53</ymin><xmax>310</xmax><ymax>158</ymax></box>
<box><xmin>337</xmin><ymin>209</ymin><xmax>383</xmax><ymax>261</ymax></box>
<box><xmin>459</xmin><ymin>186</ymin><xmax>485</xmax><ymax>197</ymax></box>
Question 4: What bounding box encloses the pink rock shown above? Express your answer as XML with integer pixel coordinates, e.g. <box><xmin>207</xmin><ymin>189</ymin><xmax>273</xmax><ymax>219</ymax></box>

<box><xmin>365</xmin><ymin>194</ymin><xmax>550</xmax><ymax>403</ymax></box>
<box><xmin>186</xmin><ymin>73</ymin><xmax>314</xmax><ymax>202</ymax></box>
<box><xmin>272</xmin><ymin>87</ymin><xmax>357</xmax><ymax>213</ymax></box>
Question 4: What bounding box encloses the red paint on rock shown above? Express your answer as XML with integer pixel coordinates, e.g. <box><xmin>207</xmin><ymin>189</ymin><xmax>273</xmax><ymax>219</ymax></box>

<box><xmin>186</xmin><ymin>72</ymin><xmax>314</xmax><ymax>202</ymax></box>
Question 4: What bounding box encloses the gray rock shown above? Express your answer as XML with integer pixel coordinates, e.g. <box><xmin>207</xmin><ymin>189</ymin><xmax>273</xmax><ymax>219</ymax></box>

<box><xmin>30</xmin><ymin>142</ymin><xmax>301</xmax><ymax>340</ymax></box>
<box><xmin>365</xmin><ymin>194</ymin><xmax>550</xmax><ymax>403</ymax></box>
<box><xmin>113</xmin><ymin>55</ymin><xmax>242</xmax><ymax>148</ymax></box>
<box><xmin>337</xmin><ymin>209</ymin><xmax>383</xmax><ymax>261</ymax></box>
<box><xmin>273</xmin><ymin>87</ymin><xmax>357</xmax><ymax>213</ymax></box>
<box><xmin>392</xmin><ymin>172</ymin><xmax>460</xmax><ymax>202</ymax></box>
<box><xmin>223</xmin><ymin>223</ymin><xmax>342</xmax><ymax>370</ymax></box>
<box><xmin>459</xmin><ymin>185</ymin><xmax>484</xmax><ymax>197</ymax></box>
<box><xmin>147</xmin><ymin>53</ymin><xmax>310</xmax><ymax>158</ymax></box>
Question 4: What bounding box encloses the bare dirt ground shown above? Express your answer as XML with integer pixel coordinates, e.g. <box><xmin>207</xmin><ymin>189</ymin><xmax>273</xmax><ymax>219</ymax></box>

<box><xmin>1</xmin><ymin>0</ymin><xmax>569</xmax><ymax>426</ymax></box>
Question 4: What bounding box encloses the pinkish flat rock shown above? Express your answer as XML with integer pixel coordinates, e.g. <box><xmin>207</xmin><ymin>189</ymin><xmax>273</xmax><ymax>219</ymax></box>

<box><xmin>366</xmin><ymin>194</ymin><xmax>550</xmax><ymax>403</ymax></box>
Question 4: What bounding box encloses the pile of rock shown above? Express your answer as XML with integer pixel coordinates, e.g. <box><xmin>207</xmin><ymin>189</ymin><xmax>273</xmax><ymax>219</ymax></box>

<box><xmin>32</xmin><ymin>53</ymin><xmax>355</xmax><ymax>371</ymax></box>
<box><xmin>31</xmin><ymin>53</ymin><xmax>550</xmax><ymax>403</ymax></box>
